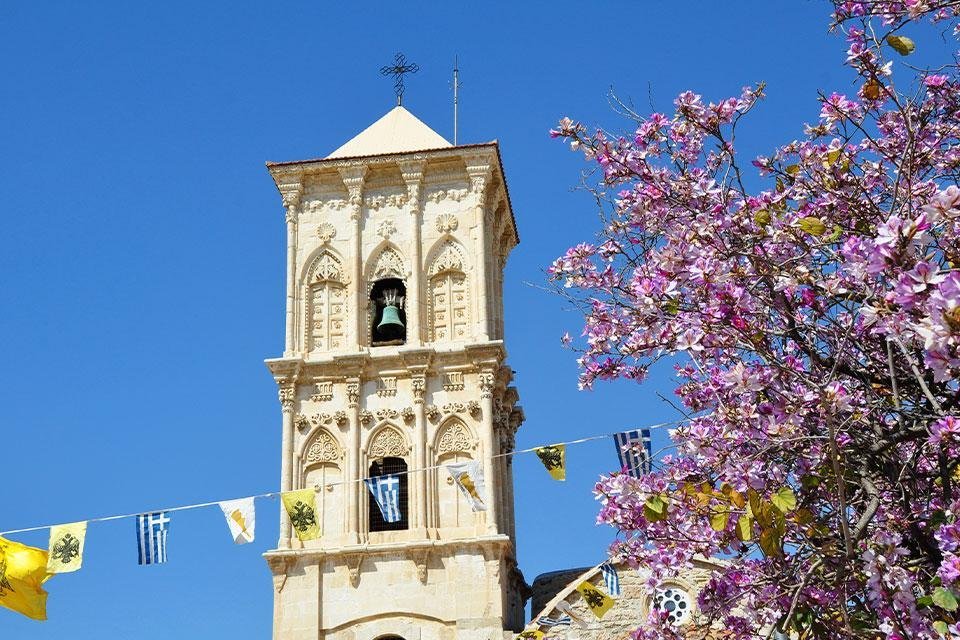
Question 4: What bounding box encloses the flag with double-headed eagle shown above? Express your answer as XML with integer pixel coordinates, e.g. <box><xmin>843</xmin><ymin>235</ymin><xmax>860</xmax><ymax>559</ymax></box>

<box><xmin>535</xmin><ymin>445</ymin><xmax>566</xmax><ymax>481</ymax></box>
<box><xmin>576</xmin><ymin>580</ymin><xmax>614</xmax><ymax>619</ymax></box>
<box><xmin>218</xmin><ymin>498</ymin><xmax>256</xmax><ymax>544</ymax></box>
<box><xmin>281</xmin><ymin>489</ymin><xmax>320</xmax><ymax>541</ymax></box>
<box><xmin>47</xmin><ymin>522</ymin><xmax>87</xmax><ymax>573</ymax></box>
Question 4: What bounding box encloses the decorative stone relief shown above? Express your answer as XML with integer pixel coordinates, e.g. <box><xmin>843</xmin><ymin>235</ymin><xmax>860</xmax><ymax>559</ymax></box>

<box><xmin>435</xmin><ymin>213</ymin><xmax>459</xmax><ymax>233</ymax></box>
<box><xmin>376</xmin><ymin>219</ymin><xmax>396</xmax><ymax>239</ymax></box>
<box><xmin>411</xmin><ymin>376</ymin><xmax>426</xmax><ymax>405</ymax></box>
<box><xmin>426</xmin><ymin>188</ymin><xmax>468</xmax><ymax>203</ymax></box>
<box><xmin>364</xmin><ymin>193</ymin><xmax>406</xmax><ymax>210</ymax></box>
<box><xmin>400</xmin><ymin>407</ymin><xmax>415</xmax><ymax>423</ymax></box>
<box><xmin>294</xmin><ymin>414</ymin><xmax>310</xmax><ymax>433</ymax></box>
<box><xmin>376</xmin><ymin>377</ymin><xmax>397</xmax><ymax>397</ymax></box>
<box><xmin>304</xmin><ymin>429</ymin><xmax>342</xmax><ymax>463</ymax></box>
<box><xmin>343</xmin><ymin>553</ymin><xmax>363</xmax><ymax>588</ymax></box>
<box><xmin>442</xmin><ymin>371</ymin><xmax>464</xmax><ymax>391</ymax></box>
<box><xmin>479</xmin><ymin>373</ymin><xmax>495</xmax><ymax>399</ymax></box>
<box><xmin>315</xmin><ymin>222</ymin><xmax>336</xmax><ymax>244</ymax></box>
<box><xmin>278</xmin><ymin>385</ymin><xmax>296</xmax><ymax>413</ymax></box>
<box><xmin>429</xmin><ymin>243</ymin><xmax>469</xmax><ymax>342</ymax></box>
<box><xmin>375</xmin><ymin>408</ymin><xmax>399</xmax><ymax>421</ymax></box>
<box><xmin>311</xmin><ymin>381</ymin><xmax>334</xmax><ymax>402</ymax></box>
<box><xmin>370</xmin><ymin>246</ymin><xmax>405</xmax><ymax>280</ymax></box>
<box><xmin>428</xmin><ymin>241</ymin><xmax>466</xmax><ymax>277</ymax></box>
<box><xmin>307</xmin><ymin>411</ymin><xmax>349</xmax><ymax>428</ymax></box>
<box><xmin>368</xmin><ymin>427</ymin><xmax>409</xmax><ymax>458</ymax></box>
<box><xmin>436</xmin><ymin>421</ymin><xmax>475</xmax><ymax>454</ymax></box>
<box><xmin>359</xmin><ymin>410</ymin><xmax>374</xmax><ymax>425</ymax></box>
<box><xmin>425</xmin><ymin>402</ymin><xmax>481</xmax><ymax>423</ymax></box>
<box><xmin>307</xmin><ymin>252</ymin><xmax>344</xmax><ymax>283</ymax></box>
<box><xmin>411</xmin><ymin>549</ymin><xmax>430</xmax><ymax>584</ymax></box>
<box><xmin>346</xmin><ymin>381</ymin><xmax>360</xmax><ymax>407</ymax></box>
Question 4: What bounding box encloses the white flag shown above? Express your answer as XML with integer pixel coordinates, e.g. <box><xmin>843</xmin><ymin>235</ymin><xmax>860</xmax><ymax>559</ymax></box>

<box><xmin>219</xmin><ymin>497</ymin><xmax>256</xmax><ymax>544</ymax></box>
<box><xmin>446</xmin><ymin>460</ymin><xmax>487</xmax><ymax>511</ymax></box>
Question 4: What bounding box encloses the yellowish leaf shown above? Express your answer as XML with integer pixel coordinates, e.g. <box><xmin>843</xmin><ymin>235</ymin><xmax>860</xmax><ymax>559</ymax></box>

<box><xmin>710</xmin><ymin>509</ymin><xmax>730</xmax><ymax>532</ymax></box>
<box><xmin>798</xmin><ymin>217</ymin><xmax>827</xmax><ymax>236</ymax></box>
<box><xmin>771</xmin><ymin>487</ymin><xmax>797</xmax><ymax>513</ymax></box>
<box><xmin>736</xmin><ymin>514</ymin><xmax>753</xmax><ymax>541</ymax></box>
<box><xmin>886</xmin><ymin>34</ymin><xmax>916</xmax><ymax>56</ymax></box>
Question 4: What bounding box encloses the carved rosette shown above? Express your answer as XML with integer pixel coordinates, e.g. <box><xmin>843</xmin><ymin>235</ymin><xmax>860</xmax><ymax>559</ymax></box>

<box><xmin>316</xmin><ymin>222</ymin><xmax>336</xmax><ymax>244</ymax></box>
<box><xmin>400</xmin><ymin>407</ymin><xmax>415</xmax><ymax>423</ymax></box>
<box><xmin>435</xmin><ymin>213</ymin><xmax>459</xmax><ymax>233</ymax></box>
<box><xmin>376</xmin><ymin>219</ymin><xmax>396</xmax><ymax>239</ymax></box>
<box><xmin>294</xmin><ymin>414</ymin><xmax>310</xmax><ymax>433</ymax></box>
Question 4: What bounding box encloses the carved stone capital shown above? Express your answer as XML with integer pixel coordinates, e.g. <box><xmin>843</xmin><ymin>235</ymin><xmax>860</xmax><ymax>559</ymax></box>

<box><xmin>278</xmin><ymin>384</ymin><xmax>296</xmax><ymax>413</ymax></box>
<box><xmin>411</xmin><ymin>375</ymin><xmax>426</xmax><ymax>405</ymax></box>
<box><xmin>478</xmin><ymin>372</ymin><xmax>495</xmax><ymax>399</ymax></box>
<box><xmin>342</xmin><ymin>553</ymin><xmax>363</xmax><ymax>588</ymax></box>
<box><xmin>346</xmin><ymin>379</ymin><xmax>361</xmax><ymax>408</ymax></box>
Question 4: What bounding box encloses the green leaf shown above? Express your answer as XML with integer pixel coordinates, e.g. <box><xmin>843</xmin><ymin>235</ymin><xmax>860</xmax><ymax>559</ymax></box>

<box><xmin>934</xmin><ymin>620</ymin><xmax>949</xmax><ymax>635</ymax></box>
<box><xmin>644</xmin><ymin>495</ymin><xmax>668</xmax><ymax>523</ymax></box>
<box><xmin>771</xmin><ymin>487</ymin><xmax>797</xmax><ymax>513</ymax></box>
<box><xmin>932</xmin><ymin>587</ymin><xmax>958</xmax><ymax>612</ymax></box>
<box><xmin>886</xmin><ymin>34</ymin><xmax>916</xmax><ymax>56</ymax></box>
<box><xmin>710</xmin><ymin>509</ymin><xmax>730</xmax><ymax>532</ymax></box>
<box><xmin>754</xmin><ymin>209</ymin><xmax>771</xmax><ymax>226</ymax></box>
<box><xmin>798</xmin><ymin>217</ymin><xmax>827</xmax><ymax>236</ymax></box>
<box><xmin>826</xmin><ymin>224</ymin><xmax>843</xmax><ymax>242</ymax></box>
<box><xmin>736</xmin><ymin>514</ymin><xmax>753</xmax><ymax>541</ymax></box>
<box><xmin>759</xmin><ymin>527</ymin><xmax>783</xmax><ymax>557</ymax></box>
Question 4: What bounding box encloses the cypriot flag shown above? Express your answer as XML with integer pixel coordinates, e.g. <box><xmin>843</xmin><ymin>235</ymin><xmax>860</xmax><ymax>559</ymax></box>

<box><xmin>446</xmin><ymin>460</ymin><xmax>487</xmax><ymax>511</ymax></box>
<box><xmin>218</xmin><ymin>498</ymin><xmax>256</xmax><ymax>544</ymax></box>
<box><xmin>47</xmin><ymin>521</ymin><xmax>87</xmax><ymax>574</ymax></box>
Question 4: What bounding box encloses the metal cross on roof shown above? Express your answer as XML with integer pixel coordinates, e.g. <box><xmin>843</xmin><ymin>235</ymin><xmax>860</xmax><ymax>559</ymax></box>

<box><xmin>380</xmin><ymin>52</ymin><xmax>419</xmax><ymax>106</ymax></box>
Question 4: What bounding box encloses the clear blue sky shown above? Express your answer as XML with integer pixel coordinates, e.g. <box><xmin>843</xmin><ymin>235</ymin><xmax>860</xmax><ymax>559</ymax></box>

<box><xmin>0</xmin><ymin>1</ymin><xmax>932</xmax><ymax>636</ymax></box>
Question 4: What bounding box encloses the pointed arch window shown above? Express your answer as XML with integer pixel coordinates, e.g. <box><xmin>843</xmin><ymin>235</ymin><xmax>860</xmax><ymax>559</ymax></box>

<box><xmin>305</xmin><ymin>252</ymin><xmax>347</xmax><ymax>353</ymax></box>
<box><xmin>428</xmin><ymin>242</ymin><xmax>469</xmax><ymax>342</ymax></box>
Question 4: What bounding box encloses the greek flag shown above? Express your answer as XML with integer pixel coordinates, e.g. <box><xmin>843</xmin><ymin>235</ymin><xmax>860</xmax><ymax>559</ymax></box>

<box><xmin>365</xmin><ymin>474</ymin><xmax>402</xmax><ymax>523</ymax></box>
<box><xmin>613</xmin><ymin>428</ymin><xmax>652</xmax><ymax>477</ymax></box>
<box><xmin>536</xmin><ymin>614</ymin><xmax>572</xmax><ymax>628</ymax></box>
<box><xmin>136</xmin><ymin>512</ymin><xmax>170</xmax><ymax>565</ymax></box>
<box><xmin>600</xmin><ymin>562</ymin><xmax>621</xmax><ymax>596</ymax></box>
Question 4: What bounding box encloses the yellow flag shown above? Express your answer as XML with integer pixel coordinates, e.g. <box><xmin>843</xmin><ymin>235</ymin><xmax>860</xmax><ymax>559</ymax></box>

<box><xmin>281</xmin><ymin>489</ymin><xmax>321</xmax><ymax>541</ymax></box>
<box><xmin>516</xmin><ymin>630</ymin><xmax>544</xmax><ymax>639</ymax></box>
<box><xmin>47</xmin><ymin>522</ymin><xmax>87</xmax><ymax>574</ymax></box>
<box><xmin>0</xmin><ymin>536</ymin><xmax>51</xmax><ymax>621</ymax></box>
<box><xmin>576</xmin><ymin>580</ymin><xmax>614</xmax><ymax>619</ymax></box>
<box><xmin>535</xmin><ymin>445</ymin><xmax>566</xmax><ymax>481</ymax></box>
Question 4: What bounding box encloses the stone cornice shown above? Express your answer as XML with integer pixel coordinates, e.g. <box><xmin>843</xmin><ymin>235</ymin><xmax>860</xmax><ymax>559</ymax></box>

<box><xmin>262</xmin><ymin>534</ymin><xmax>515</xmax><ymax>564</ymax></box>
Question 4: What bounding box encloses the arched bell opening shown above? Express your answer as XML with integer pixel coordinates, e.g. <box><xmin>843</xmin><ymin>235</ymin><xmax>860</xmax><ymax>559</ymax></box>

<box><xmin>370</xmin><ymin>278</ymin><xmax>407</xmax><ymax>346</ymax></box>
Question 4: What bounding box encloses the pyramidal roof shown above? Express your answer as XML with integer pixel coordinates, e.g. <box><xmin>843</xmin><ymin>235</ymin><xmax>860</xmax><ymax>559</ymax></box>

<box><xmin>326</xmin><ymin>106</ymin><xmax>452</xmax><ymax>159</ymax></box>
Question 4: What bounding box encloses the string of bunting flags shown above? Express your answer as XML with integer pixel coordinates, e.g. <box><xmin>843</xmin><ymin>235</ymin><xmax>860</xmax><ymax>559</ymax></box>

<box><xmin>0</xmin><ymin>424</ymin><xmax>664</xmax><ymax>621</ymax></box>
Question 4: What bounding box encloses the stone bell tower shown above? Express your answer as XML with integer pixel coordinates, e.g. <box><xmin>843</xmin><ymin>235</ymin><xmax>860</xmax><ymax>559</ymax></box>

<box><xmin>262</xmin><ymin>105</ymin><xmax>526</xmax><ymax>640</ymax></box>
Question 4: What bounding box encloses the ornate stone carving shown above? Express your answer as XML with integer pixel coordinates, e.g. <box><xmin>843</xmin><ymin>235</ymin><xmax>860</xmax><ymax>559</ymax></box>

<box><xmin>279</xmin><ymin>385</ymin><xmax>296</xmax><ymax>413</ymax></box>
<box><xmin>467</xmin><ymin>400</ymin><xmax>481</xmax><ymax>417</ymax></box>
<box><xmin>307</xmin><ymin>411</ymin><xmax>349</xmax><ymax>428</ymax></box>
<box><xmin>426</xmin><ymin>188</ymin><xmax>468</xmax><ymax>203</ymax></box>
<box><xmin>400</xmin><ymin>407</ymin><xmax>415</xmax><ymax>423</ymax></box>
<box><xmin>411</xmin><ymin>376</ymin><xmax>426</xmax><ymax>405</ymax></box>
<box><xmin>376</xmin><ymin>219</ymin><xmax>396</xmax><ymax>239</ymax></box>
<box><xmin>294</xmin><ymin>414</ymin><xmax>310</xmax><ymax>433</ymax></box>
<box><xmin>435</xmin><ymin>212</ymin><xmax>459</xmax><ymax>233</ymax></box>
<box><xmin>307</xmin><ymin>252</ymin><xmax>344</xmax><ymax>283</ymax></box>
<box><xmin>425</xmin><ymin>405</ymin><xmax>441</xmax><ymax>422</ymax></box>
<box><xmin>305</xmin><ymin>429</ymin><xmax>342</xmax><ymax>463</ymax></box>
<box><xmin>425</xmin><ymin>402</ymin><xmax>480</xmax><ymax>422</ymax></box>
<box><xmin>343</xmin><ymin>553</ymin><xmax>363</xmax><ymax>588</ymax></box>
<box><xmin>346</xmin><ymin>380</ymin><xmax>360</xmax><ymax>407</ymax></box>
<box><xmin>428</xmin><ymin>241</ymin><xmax>465</xmax><ymax>276</ymax></box>
<box><xmin>411</xmin><ymin>549</ymin><xmax>430</xmax><ymax>584</ymax></box>
<box><xmin>376</xmin><ymin>377</ymin><xmax>397</xmax><ymax>397</ymax></box>
<box><xmin>370</xmin><ymin>246</ymin><xmax>405</xmax><ymax>280</ymax></box>
<box><xmin>311</xmin><ymin>381</ymin><xmax>334</xmax><ymax>402</ymax></box>
<box><xmin>478</xmin><ymin>372</ymin><xmax>495</xmax><ymax>399</ymax></box>
<box><xmin>364</xmin><ymin>193</ymin><xmax>406</xmax><ymax>210</ymax></box>
<box><xmin>369</xmin><ymin>427</ymin><xmax>409</xmax><ymax>458</ymax></box>
<box><xmin>375</xmin><ymin>408</ymin><xmax>399</xmax><ymax>421</ymax></box>
<box><xmin>436</xmin><ymin>421</ymin><xmax>475</xmax><ymax>454</ymax></box>
<box><xmin>359</xmin><ymin>410</ymin><xmax>374</xmax><ymax>425</ymax></box>
<box><xmin>442</xmin><ymin>371</ymin><xmax>464</xmax><ymax>391</ymax></box>
<box><xmin>315</xmin><ymin>222</ymin><xmax>336</xmax><ymax>244</ymax></box>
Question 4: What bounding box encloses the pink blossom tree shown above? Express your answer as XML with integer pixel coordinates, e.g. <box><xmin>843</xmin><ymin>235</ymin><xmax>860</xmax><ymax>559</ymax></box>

<box><xmin>550</xmin><ymin>2</ymin><xmax>960</xmax><ymax>638</ymax></box>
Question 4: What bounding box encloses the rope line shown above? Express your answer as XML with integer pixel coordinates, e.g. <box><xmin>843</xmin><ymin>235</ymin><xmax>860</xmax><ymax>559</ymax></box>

<box><xmin>0</xmin><ymin>420</ymin><xmax>682</xmax><ymax>536</ymax></box>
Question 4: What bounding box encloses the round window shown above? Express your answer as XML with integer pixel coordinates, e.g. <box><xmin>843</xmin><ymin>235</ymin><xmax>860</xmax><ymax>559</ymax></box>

<box><xmin>652</xmin><ymin>587</ymin><xmax>693</xmax><ymax>625</ymax></box>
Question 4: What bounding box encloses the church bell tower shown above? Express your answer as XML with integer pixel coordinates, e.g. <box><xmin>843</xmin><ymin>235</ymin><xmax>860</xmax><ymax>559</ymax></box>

<box><xmin>262</xmin><ymin>103</ymin><xmax>526</xmax><ymax>639</ymax></box>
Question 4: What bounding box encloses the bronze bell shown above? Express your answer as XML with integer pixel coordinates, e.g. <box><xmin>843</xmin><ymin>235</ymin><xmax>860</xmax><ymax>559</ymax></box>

<box><xmin>377</xmin><ymin>304</ymin><xmax>404</xmax><ymax>331</ymax></box>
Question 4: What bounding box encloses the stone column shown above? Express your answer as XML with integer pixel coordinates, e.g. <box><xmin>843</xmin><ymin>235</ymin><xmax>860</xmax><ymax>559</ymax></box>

<box><xmin>279</xmin><ymin>185</ymin><xmax>302</xmax><ymax>357</ymax></box>
<box><xmin>339</xmin><ymin>167</ymin><xmax>367</xmax><ymax>349</ymax></box>
<box><xmin>278</xmin><ymin>383</ymin><xmax>296</xmax><ymax>548</ymax></box>
<box><xmin>346</xmin><ymin>378</ymin><xmax>361</xmax><ymax>544</ymax></box>
<box><xmin>411</xmin><ymin>374</ymin><xmax>427</xmax><ymax>534</ymax></box>
<box><xmin>467</xmin><ymin>162</ymin><xmax>492</xmax><ymax>341</ymax></box>
<box><xmin>479</xmin><ymin>370</ymin><xmax>499</xmax><ymax>534</ymax></box>
<box><xmin>400</xmin><ymin>161</ymin><xmax>425</xmax><ymax>346</ymax></box>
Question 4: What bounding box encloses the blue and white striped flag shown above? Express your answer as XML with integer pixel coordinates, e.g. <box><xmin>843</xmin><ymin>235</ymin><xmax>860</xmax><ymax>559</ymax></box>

<box><xmin>613</xmin><ymin>428</ymin><xmax>652</xmax><ymax>477</ymax></box>
<box><xmin>600</xmin><ymin>562</ymin><xmax>621</xmax><ymax>596</ymax></box>
<box><xmin>365</xmin><ymin>474</ymin><xmax>402</xmax><ymax>523</ymax></box>
<box><xmin>536</xmin><ymin>614</ymin><xmax>572</xmax><ymax>628</ymax></box>
<box><xmin>136</xmin><ymin>512</ymin><xmax>170</xmax><ymax>565</ymax></box>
